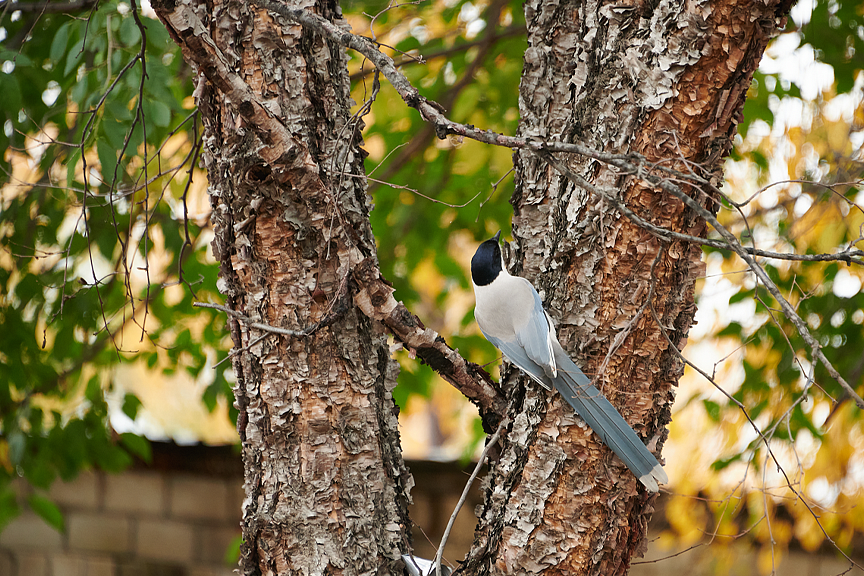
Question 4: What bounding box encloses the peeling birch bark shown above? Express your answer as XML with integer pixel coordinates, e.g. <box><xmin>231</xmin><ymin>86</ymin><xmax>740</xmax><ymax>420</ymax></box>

<box><xmin>150</xmin><ymin>0</ymin><xmax>414</xmax><ymax>574</ymax></box>
<box><xmin>463</xmin><ymin>0</ymin><xmax>793</xmax><ymax>574</ymax></box>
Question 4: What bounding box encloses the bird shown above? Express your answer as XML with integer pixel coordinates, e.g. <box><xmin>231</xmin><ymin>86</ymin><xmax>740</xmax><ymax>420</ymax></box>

<box><xmin>401</xmin><ymin>554</ymin><xmax>451</xmax><ymax>576</ymax></box>
<box><xmin>471</xmin><ymin>231</ymin><xmax>668</xmax><ymax>492</ymax></box>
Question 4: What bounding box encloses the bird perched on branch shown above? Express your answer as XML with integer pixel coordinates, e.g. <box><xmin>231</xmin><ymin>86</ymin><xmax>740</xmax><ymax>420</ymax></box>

<box><xmin>471</xmin><ymin>231</ymin><xmax>667</xmax><ymax>492</ymax></box>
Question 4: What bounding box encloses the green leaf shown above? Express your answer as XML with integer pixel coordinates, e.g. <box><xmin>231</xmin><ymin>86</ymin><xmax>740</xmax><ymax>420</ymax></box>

<box><xmin>64</xmin><ymin>39</ymin><xmax>86</xmax><ymax>77</ymax></box>
<box><xmin>27</xmin><ymin>494</ymin><xmax>65</xmax><ymax>533</ymax></box>
<box><xmin>716</xmin><ymin>321</ymin><xmax>743</xmax><ymax>338</ymax></box>
<box><xmin>59</xmin><ymin>419</ymin><xmax>89</xmax><ymax>471</ymax></box>
<box><xmin>711</xmin><ymin>453</ymin><xmax>742</xmax><ymax>472</ymax></box>
<box><xmin>119</xmin><ymin>433</ymin><xmax>152</xmax><ymax>463</ymax></box>
<box><xmin>85</xmin><ymin>375</ymin><xmax>103</xmax><ymax>405</ymax></box>
<box><xmin>728</xmin><ymin>290</ymin><xmax>752</xmax><ymax>304</ymax></box>
<box><xmin>0</xmin><ymin>74</ymin><xmax>22</xmax><ymax>115</ymax></box>
<box><xmin>146</xmin><ymin>100</ymin><xmax>171</xmax><ymax>128</ymax></box>
<box><xmin>224</xmin><ymin>535</ymin><xmax>243</xmax><ymax>566</ymax></box>
<box><xmin>102</xmin><ymin>118</ymin><xmax>128</xmax><ymax>151</ymax></box>
<box><xmin>0</xmin><ymin>487</ymin><xmax>21</xmax><ymax>533</ymax></box>
<box><xmin>4</xmin><ymin>52</ymin><xmax>32</xmax><ymax>67</ymax></box>
<box><xmin>93</xmin><ymin>440</ymin><xmax>132</xmax><ymax>473</ymax></box>
<box><xmin>122</xmin><ymin>393</ymin><xmax>143</xmax><ymax>420</ymax></box>
<box><xmin>175</xmin><ymin>328</ymin><xmax>192</xmax><ymax>348</ymax></box>
<box><xmin>105</xmin><ymin>98</ymin><xmax>133</xmax><ymax>122</ymax></box>
<box><xmin>119</xmin><ymin>16</ymin><xmax>142</xmax><ymax>47</ymax></box>
<box><xmin>703</xmin><ymin>399</ymin><xmax>721</xmax><ymax>422</ymax></box>
<box><xmin>97</xmin><ymin>139</ymin><xmax>119</xmax><ymax>183</ymax></box>
<box><xmin>70</xmin><ymin>76</ymin><xmax>90</xmax><ymax>106</ymax></box>
<box><xmin>50</xmin><ymin>23</ymin><xmax>71</xmax><ymax>64</ymax></box>
<box><xmin>749</xmin><ymin>399</ymin><xmax>769</xmax><ymax>420</ymax></box>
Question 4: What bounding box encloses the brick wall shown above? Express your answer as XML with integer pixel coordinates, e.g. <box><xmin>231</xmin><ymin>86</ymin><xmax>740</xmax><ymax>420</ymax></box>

<box><xmin>0</xmin><ymin>455</ymin><xmax>485</xmax><ymax>576</ymax></box>
<box><xmin>0</xmin><ymin>469</ymin><xmax>241</xmax><ymax>576</ymax></box>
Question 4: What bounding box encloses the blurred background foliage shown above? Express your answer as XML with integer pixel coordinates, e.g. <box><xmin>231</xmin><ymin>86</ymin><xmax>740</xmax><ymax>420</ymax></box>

<box><xmin>0</xmin><ymin>0</ymin><xmax>862</xmax><ymax>570</ymax></box>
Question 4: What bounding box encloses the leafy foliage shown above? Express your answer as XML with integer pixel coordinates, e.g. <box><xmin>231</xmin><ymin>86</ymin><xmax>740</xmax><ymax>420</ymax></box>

<box><xmin>343</xmin><ymin>0</ymin><xmax>525</xmax><ymax>457</ymax></box>
<box><xmin>0</xmin><ymin>0</ymin><xmax>230</xmax><ymax>531</ymax></box>
<box><xmin>665</xmin><ymin>70</ymin><xmax>864</xmax><ymax>567</ymax></box>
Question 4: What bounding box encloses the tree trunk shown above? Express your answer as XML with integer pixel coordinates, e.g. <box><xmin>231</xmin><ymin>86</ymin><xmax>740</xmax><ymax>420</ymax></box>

<box><xmin>462</xmin><ymin>0</ymin><xmax>792</xmax><ymax>574</ymax></box>
<box><xmin>151</xmin><ymin>0</ymin><xmax>413</xmax><ymax>574</ymax></box>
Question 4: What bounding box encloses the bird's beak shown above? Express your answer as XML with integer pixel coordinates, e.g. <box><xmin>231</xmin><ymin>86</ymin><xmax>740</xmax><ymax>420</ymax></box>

<box><xmin>493</xmin><ymin>230</ymin><xmax>501</xmax><ymax>243</ymax></box>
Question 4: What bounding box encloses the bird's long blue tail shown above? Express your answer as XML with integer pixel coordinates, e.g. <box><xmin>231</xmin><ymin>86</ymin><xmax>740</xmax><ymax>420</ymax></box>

<box><xmin>551</xmin><ymin>343</ymin><xmax>667</xmax><ymax>492</ymax></box>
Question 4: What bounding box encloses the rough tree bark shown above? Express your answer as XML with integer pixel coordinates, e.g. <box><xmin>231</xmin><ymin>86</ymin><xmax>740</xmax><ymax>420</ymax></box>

<box><xmin>150</xmin><ymin>0</ymin><xmax>793</xmax><ymax>574</ymax></box>
<box><xmin>463</xmin><ymin>0</ymin><xmax>793</xmax><ymax>574</ymax></box>
<box><xmin>151</xmin><ymin>0</ymin><xmax>414</xmax><ymax>573</ymax></box>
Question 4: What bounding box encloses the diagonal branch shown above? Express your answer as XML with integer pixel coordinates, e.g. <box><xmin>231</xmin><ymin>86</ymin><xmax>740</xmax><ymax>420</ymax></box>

<box><xmin>249</xmin><ymin>0</ymin><xmax>864</xmax><ymax>264</ymax></box>
<box><xmin>352</xmin><ymin>259</ymin><xmax>506</xmax><ymax>428</ymax></box>
<box><xmin>595</xmin><ymin>153</ymin><xmax>864</xmax><ymax>411</ymax></box>
<box><xmin>161</xmin><ymin>0</ymin><xmax>861</xmax><ymax>412</ymax></box>
<box><xmin>349</xmin><ymin>24</ymin><xmax>526</xmax><ymax>82</ymax></box>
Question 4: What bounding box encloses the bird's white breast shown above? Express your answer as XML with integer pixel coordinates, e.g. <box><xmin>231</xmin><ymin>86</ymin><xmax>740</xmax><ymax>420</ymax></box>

<box><xmin>473</xmin><ymin>274</ymin><xmax>535</xmax><ymax>340</ymax></box>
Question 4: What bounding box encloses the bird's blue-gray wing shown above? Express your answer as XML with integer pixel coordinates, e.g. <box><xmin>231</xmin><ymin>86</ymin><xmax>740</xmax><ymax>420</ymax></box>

<box><xmin>481</xmin><ymin>330</ymin><xmax>553</xmax><ymax>390</ymax></box>
<box><xmin>513</xmin><ymin>281</ymin><xmax>557</xmax><ymax>379</ymax></box>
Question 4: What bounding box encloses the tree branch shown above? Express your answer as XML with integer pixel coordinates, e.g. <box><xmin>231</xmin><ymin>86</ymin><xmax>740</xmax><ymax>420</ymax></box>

<box><xmin>595</xmin><ymin>154</ymin><xmax>864</xmax><ymax>411</ymax></box>
<box><xmin>349</xmin><ymin>24</ymin><xmax>526</xmax><ymax>82</ymax></box>
<box><xmin>250</xmin><ymin>0</ymin><xmax>864</xmax><ymax>264</ymax></box>
<box><xmin>193</xmin><ymin>301</ymin><xmax>348</xmax><ymax>337</ymax></box>
<box><xmin>352</xmin><ymin>258</ymin><xmax>506</xmax><ymax>428</ymax></box>
<box><xmin>433</xmin><ymin>417</ymin><xmax>508</xmax><ymax>576</ymax></box>
<box><xmin>195</xmin><ymin>263</ymin><xmax>507</xmax><ymax>429</ymax></box>
<box><xmin>0</xmin><ymin>0</ymin><xmax>98</xmax><ymax>13</ymax></box>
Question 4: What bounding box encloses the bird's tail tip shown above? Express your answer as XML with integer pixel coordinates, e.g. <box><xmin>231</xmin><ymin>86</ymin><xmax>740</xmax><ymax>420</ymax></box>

<box><xmin>639</xmin><ymin>464</ymin><xmax>668</xmax><ymax>493</ymax></box>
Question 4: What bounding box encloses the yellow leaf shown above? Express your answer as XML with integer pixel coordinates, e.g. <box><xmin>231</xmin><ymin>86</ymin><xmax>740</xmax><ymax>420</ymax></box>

<box><xmin>793</xmin><ymin>511</ymin><xmax>825</xmax><ymax>552</ymax></box>
<box><xmin>757</xmin><ymin>545</ymin><xmax>782</xmax><ymax>575</ymax></box>
<box><xmin>825</xmin><ymin>118</ymin><xmax>852</xmax><ymax>156</ymax></box>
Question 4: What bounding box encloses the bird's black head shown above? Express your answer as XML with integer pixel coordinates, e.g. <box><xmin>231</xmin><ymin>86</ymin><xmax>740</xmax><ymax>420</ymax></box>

<box><xmin>471</xmin><ymin>231</ymin><xmax>503</xmax><ymax>286</ymax></box>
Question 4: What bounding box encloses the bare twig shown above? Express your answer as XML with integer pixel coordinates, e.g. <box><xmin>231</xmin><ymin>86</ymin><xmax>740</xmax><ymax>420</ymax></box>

<box><xmin>192</xmin><ymin>301</ymin><xmax>344</xmax><ymax>338</ymax></box>
<box><xmin>648</xmin><ymin>304</ymin><xmax>863</xmax><ymax>570</ymax></box>
<box><xmin>242</xmin><ymin>0</ymin><xmax>864</xmax><ymax>415</ymax></box>
<box><xmin>250</xmin><ymin>0</ymin><xmax>864</xmax><ymax>261</ymax></box>
<box><xmin>349</xmin><ymin>24</ymin><xmax>526</xmax><ymax>82</ymax></box>
<box><xmin>434</xmin><ymin>417</ymin><xmax>508</xmax><ymax>576</ymax></box>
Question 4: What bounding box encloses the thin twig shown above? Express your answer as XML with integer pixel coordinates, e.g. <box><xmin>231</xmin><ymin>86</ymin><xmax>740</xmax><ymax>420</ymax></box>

<box><xmin>349</xmin><ymin>24</ymin><xmax>526</xmax><ymax>81</ymax></box>
<box><xmin>193</xmin><ymin>301</ymin><xmax>339</xmax><ymax>337</ymax></box>
<box><xmin>214</xmin><ymin>333</ymin><xmax>269</xmax><ymax>368</ymax></box>
<box><xmin>648</xmin><ymin>304</ymin><xmax>863</xmax><ymax>570</ymax></box>
<box><xmin>251</xmin><ymin>0</ymin><xmax>864</xmax><ymax>255</ymax></box>
<box><xmin>434</xmin><ymin>417</ymin><xmax>508</xmax><ymax>576</ymax></box>
<box><xmin>248</xmin><ymin>0</ymin><xmax>864</xmax><ymax>411</ymax></box>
